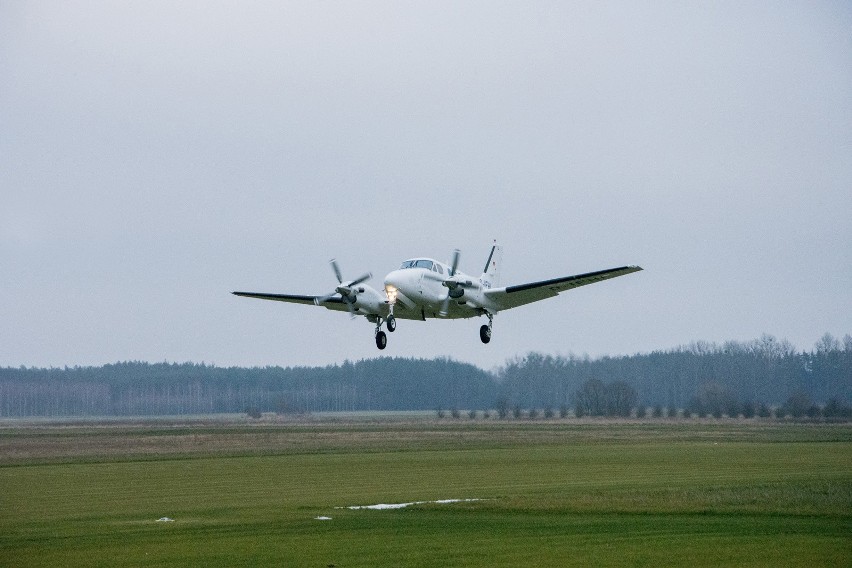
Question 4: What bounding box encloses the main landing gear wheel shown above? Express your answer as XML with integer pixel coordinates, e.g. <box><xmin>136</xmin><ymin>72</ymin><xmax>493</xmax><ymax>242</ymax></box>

<box><xmin>479</xmin><ymin>324</ymin><xmax>491</xmax><ymax>344</ymax></box>
<box><xmin>376</xmin><ymin>330</ymin><xmax>387</xmax><ymax>350</ymax></box>
<box><xmin>386</xmin><ymin>315</ymin><xmax>396</xmax><ymax>332</ymax></box>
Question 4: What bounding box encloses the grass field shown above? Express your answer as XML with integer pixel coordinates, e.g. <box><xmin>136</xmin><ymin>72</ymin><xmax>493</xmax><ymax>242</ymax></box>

<box><xmin>1</xmin><ymin>419</ymin><xmax>850</xmax><ymax>567</ymax></box>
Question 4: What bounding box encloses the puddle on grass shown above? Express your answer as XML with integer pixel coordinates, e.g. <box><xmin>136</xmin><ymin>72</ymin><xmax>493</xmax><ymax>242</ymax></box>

<box><xmin>340</xmin><ymin>498</ymin><xmax>485</xmax><ymax>510</ymax></box>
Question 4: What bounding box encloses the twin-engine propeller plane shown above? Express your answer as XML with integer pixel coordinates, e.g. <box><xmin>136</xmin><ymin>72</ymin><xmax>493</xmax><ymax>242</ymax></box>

<box><xmin>233</xmin><ymin>243</ymin><xmax>641</xmax><ymax>350</ymax></box>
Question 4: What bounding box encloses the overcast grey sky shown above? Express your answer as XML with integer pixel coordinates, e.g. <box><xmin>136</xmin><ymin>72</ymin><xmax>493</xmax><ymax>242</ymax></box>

<box><xmin>2</xmin><ymin>1</ymin><xmax>850</xmax><ymax>370</ymax></box>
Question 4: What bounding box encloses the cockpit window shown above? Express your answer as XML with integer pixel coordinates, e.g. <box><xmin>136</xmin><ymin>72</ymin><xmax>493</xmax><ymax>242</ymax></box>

<box><xmin>436</xmin><ymin>264</ymin><xmax>443</xmax><ymax>274</ymax></box>
<box><xmin>399</xmin><ymin>259</ymin><xmax>434</xmax><ymax>270</ymax></box>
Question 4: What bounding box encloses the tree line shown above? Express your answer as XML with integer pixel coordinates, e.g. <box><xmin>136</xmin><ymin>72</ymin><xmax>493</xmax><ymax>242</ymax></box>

<box><xmin>0</xmin><ymin>358</ymin><xmax>494</xmax><ymax>417</ymax></box>
<box><xmin>0</xmin><ymin>333</ymin><xmax>849</xmax><ymax>417</ymax></box>
<box><xmin>494</xmin><ymin>333</ymin><xmax>851</xmax><ymax>416</ymax></box>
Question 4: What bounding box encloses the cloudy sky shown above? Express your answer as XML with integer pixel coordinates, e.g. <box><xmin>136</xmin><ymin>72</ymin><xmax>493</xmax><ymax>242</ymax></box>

<box><xmin>2</xmin><ymin>1</ymin><xmax>850</xmax><ymax>371</ymax></box>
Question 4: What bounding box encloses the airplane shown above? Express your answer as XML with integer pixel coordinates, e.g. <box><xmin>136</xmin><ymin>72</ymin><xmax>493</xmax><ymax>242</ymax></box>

<box><xmin>233</xmin><ymin>243</ymin><xmax>642</xmax><ymax>350</ymax></box>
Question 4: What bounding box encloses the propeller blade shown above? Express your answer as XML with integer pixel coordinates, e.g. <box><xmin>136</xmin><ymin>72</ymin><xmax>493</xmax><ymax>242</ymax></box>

<box><xmin>449</xmin><ymin>249</ymin><xmax>460</xmax><ymax>277</ymax></box>
<box><xmin>314</xmin><ymin>291</ymin><xmax>340</xmax><ymax>305</ymax></box>
<box><xmin>344</xmin><ymin>296</ymin><xmax>357</xmax><ymax>318</ymax></box>
<box><xmin>348</xmin><ymin>272</ymin><xmax>372</xmax><ymax>287</ymax></box>
<box><xmin>330</xmin><ymin>259</ymin><xmax>343</xmax><ymax>284</ymax></box>
<box><xmin>439</xmin><ymin>294</ymin><xmax>451</xmax><ymax>317</ymax></box>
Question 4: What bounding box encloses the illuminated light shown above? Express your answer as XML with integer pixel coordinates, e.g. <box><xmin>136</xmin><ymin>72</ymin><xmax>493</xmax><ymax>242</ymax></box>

<box><xmin>385</xmin><ymin>285</ymin><xmax>398</xmax><ymax>303</ymax></box>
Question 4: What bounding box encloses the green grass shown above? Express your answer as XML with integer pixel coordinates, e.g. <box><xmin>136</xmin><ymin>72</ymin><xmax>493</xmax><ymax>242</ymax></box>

<box><xmin>1</xmin><ymin>421</ymin><xmax>850</xmax><ymax>566</ymax></box>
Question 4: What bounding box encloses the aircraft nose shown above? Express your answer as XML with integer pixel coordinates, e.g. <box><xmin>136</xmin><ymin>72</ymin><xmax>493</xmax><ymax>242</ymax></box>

<box><xmin>384</xmin><ymin>270</ymin><xmax>406</xmax><ymax>302</ymax></box>
<box><xmin>384</xmin><ymin>270</ymin><xmax>402</xmax><ymax>289</ymax></box>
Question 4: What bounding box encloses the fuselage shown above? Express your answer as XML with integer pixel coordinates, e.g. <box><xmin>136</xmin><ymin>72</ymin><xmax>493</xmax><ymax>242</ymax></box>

<box><xmin>382</xmin><ymin>257</ymin><xmax>494</xmax><ymax>320</ymax></box>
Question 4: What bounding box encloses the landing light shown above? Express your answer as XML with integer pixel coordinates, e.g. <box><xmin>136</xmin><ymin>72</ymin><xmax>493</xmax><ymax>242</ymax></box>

<box><xmin>385</xmin><ymin>285</ymin><xmax>398</xmax><ymax>303</ymax></box>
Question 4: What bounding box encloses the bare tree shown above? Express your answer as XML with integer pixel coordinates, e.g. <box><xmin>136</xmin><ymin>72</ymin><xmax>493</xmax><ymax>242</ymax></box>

<box><xmin>495</xmin><ymin>396</ymin><xmax>509</xmax><ymax>419</ymax></box>
<box><xmin>606</xmin><ymin>381</ymin><xmax>637</xmax><ymax>417</ymax></box>
<box><xmin>574</xmin><ymin>379</ymin><xmax>607</xmax><ymax>416</ymax></box>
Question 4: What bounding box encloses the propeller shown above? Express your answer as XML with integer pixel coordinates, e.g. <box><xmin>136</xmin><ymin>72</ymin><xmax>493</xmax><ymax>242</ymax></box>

<box><xmin>315</xmin><ymin>259</ymin><xmax>372</xmax><ymax>317</ymax></box>
<box><xmin>421</xmin><ymin>249</ymin><xmax>476</xmax><ymax>316</ymax></box>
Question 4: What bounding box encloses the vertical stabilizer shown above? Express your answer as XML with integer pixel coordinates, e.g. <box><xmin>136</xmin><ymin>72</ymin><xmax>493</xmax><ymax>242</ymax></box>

<box><xmin>481</xmin><ymin>242</ymin><xmax>503</xmax><ymax>288</ymax></box>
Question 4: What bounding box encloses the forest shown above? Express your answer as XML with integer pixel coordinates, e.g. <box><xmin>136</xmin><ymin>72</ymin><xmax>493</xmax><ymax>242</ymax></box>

<box><xmin>1</xmin><ymin>334</ymin><xmax>849</xmax><ymax>418</ymax></box>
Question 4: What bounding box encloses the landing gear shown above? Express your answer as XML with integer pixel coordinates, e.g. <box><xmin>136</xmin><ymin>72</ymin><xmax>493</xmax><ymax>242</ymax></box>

<box><xmin>480</xmin><ymin>313</ymin><xmax>493</xmax><ymax>344</ymax></box>
<box><xmin>376</xmin><ymin>330</ymin><xmax>387</xmax><ymax>350</ymax></box>
<box><xmin>375</xmin><ymin>315</ymin><xmax>391</xmax><ymax>350</ymax></box>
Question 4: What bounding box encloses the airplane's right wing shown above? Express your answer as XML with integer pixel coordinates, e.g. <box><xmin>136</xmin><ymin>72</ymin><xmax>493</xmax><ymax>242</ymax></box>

<box><xmin>484</xmin><ymin>265</ymin><xmax>642</xmax><ymax>311</ymax></box>
<box><xmin>232</xmin><ymin>291</ymin><xmax>351</xmax><ymax>313</ymax></box>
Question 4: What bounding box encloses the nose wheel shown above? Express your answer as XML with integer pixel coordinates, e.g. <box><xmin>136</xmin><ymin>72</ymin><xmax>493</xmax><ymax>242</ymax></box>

<box><xmin>375</xmin><ymin>330</ymin><xmax>387</xmax><ymax>350</ymax></box>
<box><xmin>387</xmin><ymin>315</ymin><xmax>396</xmax><ymax>332</ymax></box>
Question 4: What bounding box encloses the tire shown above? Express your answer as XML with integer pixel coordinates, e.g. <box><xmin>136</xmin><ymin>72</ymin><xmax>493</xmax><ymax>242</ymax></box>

<box><xmin>479</xmin><ymin>324</ymin><xmax>491</xmax><ymax>344</ymax></box>
<box><xmin>387</xmin><ymin>316</ymin><xmax>396</xmax><ymax>332</ymax></box>
<box><xmin>376</xmin><ymin>330</ymin><xmax>387</xmax><ymax>350</ymax></box>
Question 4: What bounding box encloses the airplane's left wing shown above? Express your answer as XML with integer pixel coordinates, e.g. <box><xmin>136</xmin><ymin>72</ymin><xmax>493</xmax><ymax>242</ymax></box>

<box><xmin>484</xmin><ymin>265</ymin><xmax>642</xmax><ymax>311</ymax></box>
<box><xmin>232</xmin><ymin>292</ymin><xmax>351</xmax><ymax>313</ymax></box>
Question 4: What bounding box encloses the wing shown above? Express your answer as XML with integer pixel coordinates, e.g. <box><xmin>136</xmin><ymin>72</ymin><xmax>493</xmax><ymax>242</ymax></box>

<box><xmin>484</xmin><ymin>265</ymin><xmax>642</xmax><ymax>311</ymax></box>
<box><xmin>232</xmin><ymin>292</ymin><xmax>351</xmax><ymax>313</ymax></box>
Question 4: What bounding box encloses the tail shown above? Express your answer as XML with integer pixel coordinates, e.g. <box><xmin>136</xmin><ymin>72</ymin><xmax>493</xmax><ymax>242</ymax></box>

<box><xmin>480</xmin><ymin>241</ymin><xmax>503</xmax><ymax>289</ymax></box>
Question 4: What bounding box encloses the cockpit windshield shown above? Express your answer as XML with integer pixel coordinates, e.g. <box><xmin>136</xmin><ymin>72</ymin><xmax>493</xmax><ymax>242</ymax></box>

<box><xmin>399</xmin><ymin>259</ymin><xmax>433</xmax><ymax>270</ymax></box>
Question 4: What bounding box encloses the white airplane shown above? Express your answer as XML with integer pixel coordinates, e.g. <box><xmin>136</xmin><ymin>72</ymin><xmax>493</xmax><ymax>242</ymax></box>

<box><xmin>233</xmin><ymin>243</ymin><xmax>641</xmax><ymax>350</ymax></box>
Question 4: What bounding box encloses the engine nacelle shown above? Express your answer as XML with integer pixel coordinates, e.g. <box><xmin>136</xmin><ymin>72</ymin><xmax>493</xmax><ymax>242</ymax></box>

<box><xmin>354</xmin><ymin>293</ymin><xmax>383</xmax><ymax>314</ymax></box>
